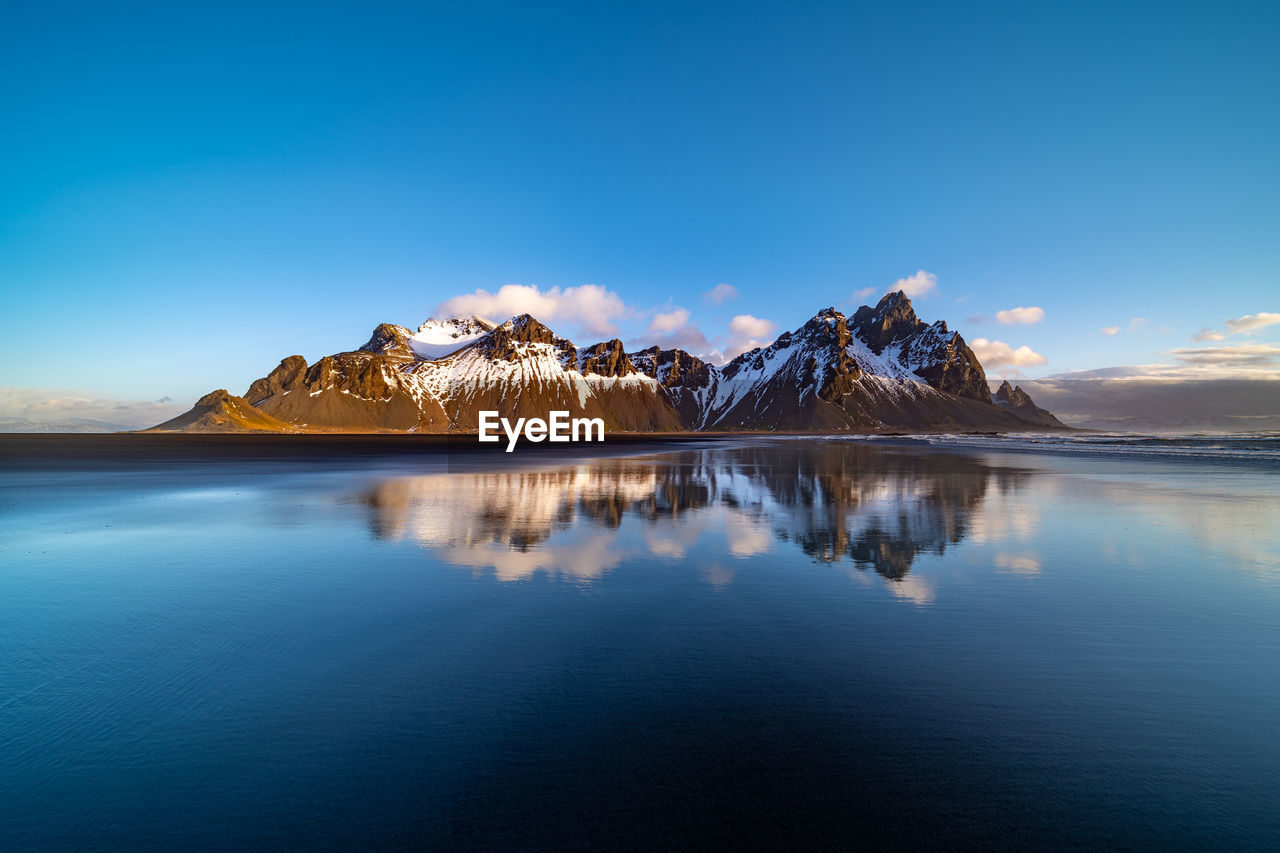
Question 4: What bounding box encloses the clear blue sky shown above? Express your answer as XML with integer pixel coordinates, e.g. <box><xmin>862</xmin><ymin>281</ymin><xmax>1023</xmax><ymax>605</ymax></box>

<box><xmin>2</xmin><ymin>0</ymin><xmax>1277</xmax><ymax>421</ymax></box>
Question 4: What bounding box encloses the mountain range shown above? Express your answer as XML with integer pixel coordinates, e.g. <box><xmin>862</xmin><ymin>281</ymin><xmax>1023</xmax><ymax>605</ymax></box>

<box><xmin>150</xmin><ymin>292</ymin><xmax>1065</xmax><ymax>433</ymax></box>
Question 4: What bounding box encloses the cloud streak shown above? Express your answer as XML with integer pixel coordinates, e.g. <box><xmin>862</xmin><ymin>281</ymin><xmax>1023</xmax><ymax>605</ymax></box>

<box><xmin>1225</xmin><ymin>312</ymin><xmax>1280</xmax><ymax>335</ymax></box>
<box><xmin>995</xmin><ymin>306</ymin><xmax>1044</xmax><ymax>325</ymax></box>
<box><xmin>0</xmin><ymin>386</ymin><xmax>186</xmax><ymax>429</ymax></box>
<box><xmin>1048</xmin><ymin>342</ymin><xmax>1280</xmax><ymax>380</ymax></box>
<box><xmin>1166</xmin><ymin>343</ymin><xmax>1280</xmax><ymax>368</ymax></box>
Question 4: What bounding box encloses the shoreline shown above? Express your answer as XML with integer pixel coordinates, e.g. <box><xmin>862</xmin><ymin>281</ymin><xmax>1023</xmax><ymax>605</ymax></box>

<box><xmin>4</xmin><ymin>429</ymin><xmax>1273</xmax><ymax>473</ymax></box>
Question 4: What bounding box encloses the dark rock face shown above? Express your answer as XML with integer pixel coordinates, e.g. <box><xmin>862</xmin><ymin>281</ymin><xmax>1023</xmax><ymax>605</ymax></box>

<box><xmin>849</xmin><ymin>291</ymin><xmax>927</xmax><ymax>352</ymax></box>
<box><xmin>848</xmin><ymin>291</ymin><xmax>990</xmax><ymax>402</ymax></box>
<box><xmin>359</xmin><ymin>324</ymin><xmax>415</xmax><ymax>358</ymax></box>
<box><xmin>245</xmin><ymin>355</ymin><xmax>308</xmax><ymax>405</ymax></box>
<box><xmin>630</xmin><ymin>347</ymin><xmax>715</xmax><ymax>389</ymax></box>
<box><xmin>809</xmin><ymin>309</ymin><xmax>864</xmax><ymax>403</ymax></box>
<box><xmin>486</xmin><ymin>314</ymin><xmax>563</xmax><ymax>350</ymax></box>
<box><xmin>629</xmin><ymin>347</ymin><xmax>718</xmax><ymax>428</ymax></box>
<box><xmin>907</xmin><ymin>332</ymin><xmax>991</xmax><ymax>402</ymax></box>
<box><xmin>579</xmin><ymin>340</ymin><xmax>635</xmax><ymax>377</ymax></box>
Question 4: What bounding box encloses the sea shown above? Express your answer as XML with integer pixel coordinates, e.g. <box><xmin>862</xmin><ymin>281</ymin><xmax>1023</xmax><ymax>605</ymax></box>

<box><xmin>1</xmin><ymin>432</ymin><xmax>1278</xmax><ymax>850</ymax></box>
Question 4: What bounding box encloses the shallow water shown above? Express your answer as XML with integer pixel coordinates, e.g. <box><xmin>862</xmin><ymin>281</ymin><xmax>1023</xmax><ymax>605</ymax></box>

<box><xmin>2</xmin><ymin>437</ymin><xmax>1278</xmax><ymax>849</ymax></box>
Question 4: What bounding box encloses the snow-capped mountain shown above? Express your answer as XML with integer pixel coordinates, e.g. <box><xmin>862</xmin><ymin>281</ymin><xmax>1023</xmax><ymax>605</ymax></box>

<box><xmin>152</xmin><ymin>291</ymin><xmax>1063</xmax><ymax>433</ymax></box>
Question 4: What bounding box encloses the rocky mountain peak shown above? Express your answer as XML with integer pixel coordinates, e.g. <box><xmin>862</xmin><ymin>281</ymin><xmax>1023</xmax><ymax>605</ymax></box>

<box><xmin>417</xmin><ymin>316</ymin><xmax>494</xmax><ymax>336</ymax></box>
<box><xmin>578</xmin><ymin>339</ymin><xmax>635</xmax><ymax>377</ymax></box>
<box><xmin>849</xmin><ymin>290</ymin><xmax>926</xmax><ymax>354</ymax></box>
<box><xmin>402</xmin><ymin>317</ymin><xmax>492</xmax><ymax>360</ymax></box>
<box><xmin>498</xmin><ymin>314</ymin><xmax>557</xmax><ymax>340</ymax></box>
<box><xmin>480</xmin><ymin>313</ymin><xmax>575</xmax><ymax>361</ymax></box>
<box><xmin>196</xmin><ymin>389</ymin><xmax>233</xmax><ymax>408</ymax></box>
<box><xmin>993</xmin><ymin>380</ymin><xmax>1034</xmax><ymax>408</ymax></box>
<box><xmin>991</xmin><ymin>379</ymin><xmax>1065</xmax><ymax>428</ymax></box>
<box><xmin>244</xmin><ymin>355</ymin><xmax>309</xmax><ymax>405</ymax></box>
<box><xmin>795</xmin><ymin>308</ymin><xmax>852</xmax><ymax>348</ymax></box>
<box><xmin>360</xmin><ymin>323</ymin><xmax>415</xmax><ymax>357</ymax></box>
<box><xmin>630</xmin><ymin>346</ymin><xmax>714</xmax><ymax>388</ymax></box>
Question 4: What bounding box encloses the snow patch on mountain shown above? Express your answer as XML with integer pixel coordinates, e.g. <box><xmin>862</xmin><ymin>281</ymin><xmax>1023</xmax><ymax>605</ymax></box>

<box><xmin>408</xmin><ymin>317</ymin><xmax>493</xmax><ymax>360</ymax></box>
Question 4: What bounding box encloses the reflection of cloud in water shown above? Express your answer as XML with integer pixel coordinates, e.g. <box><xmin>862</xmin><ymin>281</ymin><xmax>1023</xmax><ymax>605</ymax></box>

<box><xmin>360</xmin><ymin>444</ymin><xmax>1031</xmax><ymax>592</ymax></box>
<box><xmin>994</xmin><ymin>553</ymin><xmax>1042</xmax><ymax>576</ymax></box>
<box><xmin>884</xmin><ymin>574</ymin><xmax>936</xmax><ymax>605</ymax></box>
<box><xmin>726</xmin><ymin>514</ymin><xmax>773</xmax><ymax>558</ymax></box>
<box><xmin>440</xmin><ymin>531</ymin><xmax>624</xmax><ymax>582</ymax></box>
<box><xmin>701</xmin><ymin>563</ymin><xmax>736</xmax><ymax>588</ymax></box>
<box><xmin>988</xmin><ymin>468</ymin><xmax>1280</xmax><ymax>582</ymax></box>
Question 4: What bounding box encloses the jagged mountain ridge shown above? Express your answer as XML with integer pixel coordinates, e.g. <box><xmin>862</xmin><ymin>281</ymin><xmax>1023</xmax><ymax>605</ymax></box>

<box><xmin>151</xmin><ymin>292</ymin><xmax>1064</xmax><ymax>433</ymax></box>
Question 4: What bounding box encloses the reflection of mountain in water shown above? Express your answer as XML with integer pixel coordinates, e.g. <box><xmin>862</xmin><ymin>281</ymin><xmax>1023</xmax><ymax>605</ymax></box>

<box><xmin>361</xmin><ymin>442</ymin><xmax>1029</xmax><ymax>584</ymax></box>
<box><xmin>723</xmin><ymin>444</ymin><xmax>1027</xmax><ymax>578</ymax></box>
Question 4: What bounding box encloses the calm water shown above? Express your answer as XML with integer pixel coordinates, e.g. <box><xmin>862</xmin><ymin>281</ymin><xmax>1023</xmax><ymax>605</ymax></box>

<box><xmin>2</xmin><ymin>436</ymin><xmax>1279</xmax><ymax>850</ymax></box>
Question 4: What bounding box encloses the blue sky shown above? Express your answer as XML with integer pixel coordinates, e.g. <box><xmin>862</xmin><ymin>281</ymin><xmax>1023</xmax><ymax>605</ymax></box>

<box><xmin>1</xmin><ymin>0</ymin><xmax>1277</xmax><ymax>424</ymax></box>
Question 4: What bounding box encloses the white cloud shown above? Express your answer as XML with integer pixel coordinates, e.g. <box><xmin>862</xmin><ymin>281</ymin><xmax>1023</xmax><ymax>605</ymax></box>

<box><xmin>852</xmin><ymin>287</ymin><xmax>876</xmax><ymax>301</ymax></box>
<box><xmin>888</xmin><ymin>269</ymin><xmax>938</xmax><ymax>299</ymax></box>
<box><xmin>1225</xmin><ymin>312</ymin><xmax>1280</xmax><ymax>335</ymax></box>
<box><xmin>649</xmin><ymin>307</ymin><xmax>690</xmax><ymax>334</ymax></box>
<box><xmin>1129</xmin><ymin>317</ymin><xmax>1149</xmax><ymax>332</ymax></box>
<box><xmin>969</xmin><ymin>338</ymin><xmax>1048</xmax><ymax>368</ymax></box>
<box><xmin>728</xmin><ymin>315</ymin><xmax>773</xmax><ymax>339</ymax></box>
<box><xmin>1101</xmin><ymin>326</ymin><xmax>1121</xmax><ymax>336</ymax></box>
<box><xmin>721</xmin><ymin>314</ymin><xmax>776</xmax><ymax>361</ymax></box>
<box><xmin>633</xmin><ymin>305</ymin><xmax>712</xmax><ymax>353</ymax></box>
<box><xmin>1193</xmin><ymin>328</ymin><xmax>1226</xmax><ymax>342</ymax></box>
<box><xmin>703</xmin><ymin>283</ymin><xmax>738</xmax><ymax>304</ymax></box>
<box><xmin>995</xmin><ymin>306</ymin><xmax>1045</xmax><ymax>325</ymax></box>
<box><xmin>435</xmin><ymin>283</ymin><xmax>627</xmax><ymax>337</ymax></box>
<box><xmin>641</xmin><ymin>326</ymin><xmax>712</xmax><ymax>354</ymax></box>
<box><xmin>1047</xmin><ymin>343</ymin><xmax>1280</xmax><ymax>380</ymax></box>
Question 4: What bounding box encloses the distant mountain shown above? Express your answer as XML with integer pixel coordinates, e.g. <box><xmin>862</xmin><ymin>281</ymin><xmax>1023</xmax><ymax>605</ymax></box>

<box><xmin>0</xmin><ymin>416</ymin><xmax>134</xmax><ymax>434</ymax></box>
<box><xmin>150</xmin><ymin>292</ymin><xmax>1064</xmax><ymax>434</ymax></box>
<box><xmin>992</xmin><ymin>380</ymin><xmax>1067</xmax><ymax>428</ymax></box>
